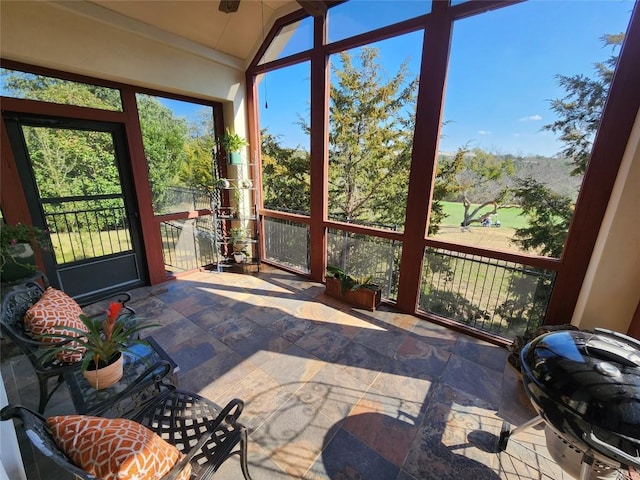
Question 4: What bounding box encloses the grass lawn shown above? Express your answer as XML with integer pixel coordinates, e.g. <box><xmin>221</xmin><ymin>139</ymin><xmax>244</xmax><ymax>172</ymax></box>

<box><xmin>439</xmin><ymin>201</ymin><xmax>528</xmax><ymax>229</ymax></box>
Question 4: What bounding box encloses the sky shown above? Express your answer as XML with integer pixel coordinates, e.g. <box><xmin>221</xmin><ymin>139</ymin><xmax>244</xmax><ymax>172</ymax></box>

<box><xmin>256</xmin><ymin>0</ymin><xmax>635</xmax><ymax>158</ymax></box>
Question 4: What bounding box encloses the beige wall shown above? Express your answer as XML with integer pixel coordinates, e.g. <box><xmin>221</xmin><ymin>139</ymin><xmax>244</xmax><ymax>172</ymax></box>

<box><xmin>572</xmin><ymin>109</ymin><xmax>640</xmax><ymax>333</ymax></box>
<box><xmin>0</xmin><ymin>1</ymin><xmax>248</xmax><ymax>137</ymax></box>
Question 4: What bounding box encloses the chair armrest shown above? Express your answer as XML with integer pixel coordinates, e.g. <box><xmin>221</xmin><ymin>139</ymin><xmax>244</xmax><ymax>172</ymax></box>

<box><xmin>80</xmin><ymin>291</ymin><xmax>135</xmax><ymax>316</ymax></box>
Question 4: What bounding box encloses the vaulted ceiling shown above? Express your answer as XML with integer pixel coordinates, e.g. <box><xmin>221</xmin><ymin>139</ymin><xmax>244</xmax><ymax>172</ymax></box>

<box><xmin>86</xmin><ymin>0</ymin><xmax>300</xmax><ymax>63</ymax></box>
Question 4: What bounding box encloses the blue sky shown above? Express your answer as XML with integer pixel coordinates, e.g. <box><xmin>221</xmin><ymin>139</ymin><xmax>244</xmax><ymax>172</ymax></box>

<box><xmin>257</xmin><ymin>0</ymin><xmax>634</xmax><ymax>158</ymax></box>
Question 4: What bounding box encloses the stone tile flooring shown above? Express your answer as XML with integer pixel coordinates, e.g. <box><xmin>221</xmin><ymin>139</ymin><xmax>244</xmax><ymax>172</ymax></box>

<box><xmin>1</xmin><ymin>265</ymin><xmax>580</xmax><ymax>480</ymax></box>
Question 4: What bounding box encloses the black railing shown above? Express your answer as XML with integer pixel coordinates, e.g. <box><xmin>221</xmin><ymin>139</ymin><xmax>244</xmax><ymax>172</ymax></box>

<box><xmin>42</xmin><ymin>198</ymin><xmax>131</xmax><ymax>264</ymax></box>
<box><xmin>419</xmin><ymin>247</ymin><xmax>555</xmax><ymax>338</ymax></box>
<box><xmin>327</xmin><ymin>228</ymin><xmax>401</xmax><ymax>301</ymax></box>
<box><xmin>160</xmin><ymin>218</ymin><xmax>218</xmax><ymax>273</ymax></box>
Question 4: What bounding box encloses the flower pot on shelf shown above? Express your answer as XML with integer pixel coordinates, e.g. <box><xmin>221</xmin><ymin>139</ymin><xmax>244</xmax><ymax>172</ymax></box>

<box><xmin>228</xmin><ymin>152</ymin><xmax>242</xmax><ymax>165</ymax></box>
<box><xmin>325</xmin><ymin>277</ymin><xmax>382</xmax><ymax>311</ymax></box>
<box><xmin>82</xmin><ymin>352</ymin><xmax>123</xmax><ymax>390</ymax></box>
<box><xmin>1</xmin><ymin>243</ymin><xmax>36</xmax><ymax>283</ymax></box>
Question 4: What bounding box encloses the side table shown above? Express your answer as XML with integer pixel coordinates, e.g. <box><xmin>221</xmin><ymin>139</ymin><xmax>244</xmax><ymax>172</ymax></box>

<box><xmin>63</xmin><ymin>336</ymin><xmax>179</xmax><ymax>416</ymax></box>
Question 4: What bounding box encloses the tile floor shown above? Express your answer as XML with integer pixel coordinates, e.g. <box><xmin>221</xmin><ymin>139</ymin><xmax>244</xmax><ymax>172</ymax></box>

<box><xmin>2</xmin><ymin>265</ymin><xmax>583</xmax><ymax>480</ymax></box>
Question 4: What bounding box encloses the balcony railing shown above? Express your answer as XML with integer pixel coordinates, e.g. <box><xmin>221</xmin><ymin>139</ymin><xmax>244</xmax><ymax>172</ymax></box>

<box><xmin>263</xmin><ymin>217</ymin><xmax>310</xmax><ymax>273</ymax></box>
<box><xmin>419</xmin><ymin>247</ymin><xmax>555</xmax><ymax>338</ymax></box>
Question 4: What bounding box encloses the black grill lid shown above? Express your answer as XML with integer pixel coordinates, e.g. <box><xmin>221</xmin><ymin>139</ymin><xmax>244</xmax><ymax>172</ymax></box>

<box><xmin>521</xmin><ymin>329</ymin><xmax>640</xmax><ymax>448</ymax></box>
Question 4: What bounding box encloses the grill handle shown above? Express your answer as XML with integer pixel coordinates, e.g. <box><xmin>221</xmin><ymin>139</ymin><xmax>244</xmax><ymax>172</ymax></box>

<box><xmin>587</xmin><ymin>430</ymin><xmax>640</xmax><ymax>469</ymax></box>
<box><xmin>594</xmin><ymin>328</ymin><xmax>640</xmax><ymax>350</ymax></box>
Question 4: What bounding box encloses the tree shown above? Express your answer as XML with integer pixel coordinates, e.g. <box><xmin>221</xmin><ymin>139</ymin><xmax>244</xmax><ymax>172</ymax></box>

<box><xmin>432</xmin><ymin>147</ymin><xmax>514</xmax><ymax>231</ymax></box>
<box><xmin>513</xmin><ymin>34</ymin><xmax>623</xmax><ymax>255</ymax></box>
<box><xmin>543</xmin><ymin>34</ymin><xmax>624</xmax><ymax>176</ymax></box>
<box><xmin>512</xmin><ymin>178</ymin><xmax>573</xmax><ymax>258</ymax></box>
<box><xmin>327</xmin><ymin>48</ymin><xmax>417</xmax><ymax>228</ymax></box>
<box><xmin>261</xmin><ymin>130</ymin><xmax>310</xmax><ymax>214</ymax></box>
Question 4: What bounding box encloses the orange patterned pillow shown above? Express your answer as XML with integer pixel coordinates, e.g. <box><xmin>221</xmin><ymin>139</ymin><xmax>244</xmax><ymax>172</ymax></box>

<box><xmin>47</xmin><ymin>415</ymin><xmax>191</xmax><ymax>480</ymax></box>
<box><xmin>24</xmin><ymin>287</ymin><xmax>88</xmax><ymax>362</ymax></box>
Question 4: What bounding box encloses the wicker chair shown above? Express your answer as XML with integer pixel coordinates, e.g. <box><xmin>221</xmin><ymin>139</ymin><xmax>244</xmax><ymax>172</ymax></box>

<box><xmin>1</xmin><ymin>385</ymin><xmax>254</xmax><ymax>480</ymax></box>
<box><xmin>0</xmin><ymin>279</ymin><xmax>135</xmax><ymax>413</ymax></box>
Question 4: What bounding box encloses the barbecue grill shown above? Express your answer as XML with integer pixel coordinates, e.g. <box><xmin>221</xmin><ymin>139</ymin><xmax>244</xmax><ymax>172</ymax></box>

<box><xmin>498</xmin><ymin>328</ymin><xmax>640</xmax><ymax>480</ymax></box>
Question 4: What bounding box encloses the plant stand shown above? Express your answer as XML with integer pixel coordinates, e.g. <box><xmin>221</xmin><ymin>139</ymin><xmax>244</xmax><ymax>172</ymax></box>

<box><xmin>325</xmin><ymin>277</ymin><xmax>382</xmax><ymax>311</ymax></box>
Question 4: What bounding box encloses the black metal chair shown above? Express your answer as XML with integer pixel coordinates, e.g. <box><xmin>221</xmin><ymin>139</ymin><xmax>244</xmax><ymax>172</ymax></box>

<box><xmin>1</xmin><ymin>384</ymin><xmax>254</xmax><ymax>480</ymax></box>
<box><xmin>0</xmin><ymin>279</ymin><xmax>135</xmax><ymax>413</ymax></box>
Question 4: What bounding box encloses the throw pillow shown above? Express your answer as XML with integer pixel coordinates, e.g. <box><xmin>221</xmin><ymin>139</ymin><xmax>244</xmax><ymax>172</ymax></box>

<box><xmin>47</xmin><ymin>415</ymin><xmax>191</xmax><ymax>480</ymax></box>
<box><xmin>24</xmin><ymin>287</ymin><xmax>88</xmax><ymax>362</ymax></box>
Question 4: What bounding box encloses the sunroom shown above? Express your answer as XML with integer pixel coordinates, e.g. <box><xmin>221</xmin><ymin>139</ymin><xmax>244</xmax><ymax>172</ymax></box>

<box><xmin>1</xmin><ymin>0</ymin><xmax>639</xmax><ymax>479</ymax></box>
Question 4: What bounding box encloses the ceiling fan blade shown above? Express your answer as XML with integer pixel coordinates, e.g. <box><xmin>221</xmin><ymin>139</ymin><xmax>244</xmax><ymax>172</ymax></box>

<box><xmin>219</xmin><ymin>0</ymin><xmax>241</xmax><ymax>14</ymax></box>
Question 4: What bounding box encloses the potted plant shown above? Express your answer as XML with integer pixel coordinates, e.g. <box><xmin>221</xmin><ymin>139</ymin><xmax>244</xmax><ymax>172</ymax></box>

<box><xmin>229</xmin><ymin>227</ymin><xmax>249</xmax><ymax>262</ymax></box>
<box><xmin>0</xmin><ymin>222</ymin><xmax>51</xmax><ymax>283</ymax></box>
<box><xmin>325</xmin><ymin>266</ymin><xmax>382</xmax><ymax>311</ymax></box>
<box><xmin>214</xmin><ymin>178</ymin><xmax>231</xmax><ymax>189</ymax></box>
<box><xmin>220</xmin><ymin>128</ymin><xmax>249</xmax><ymax>165</ymax></box>
<box><xmin>44</xmin><ymin>302</ymin><xmax>158</xmax><ymax>390</ymax></box>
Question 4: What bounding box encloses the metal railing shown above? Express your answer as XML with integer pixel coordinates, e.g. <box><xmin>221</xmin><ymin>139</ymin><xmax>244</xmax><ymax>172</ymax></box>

<box><xmin>263</xmin><ymin>217</ymin><xmax>310</xmax><ymax>273</ymax></box>
<box><xmin>42</xmin><ymin>197</ymin><xmax>132</xmax><ymax>264</ymax></box>
<box><xmin>419</xmin><ymin>247</ymin><xmax>555</xmax><ymax>338</ymax></box>
<box><xmin>160</xmin><ymin>217</ymin><xmax>218</xmax><ymax>272</ymax></box>
<box><xmin>327</xmin><ymin>228</ymin><xmax>401</xmax><ymax>301</ymax></box>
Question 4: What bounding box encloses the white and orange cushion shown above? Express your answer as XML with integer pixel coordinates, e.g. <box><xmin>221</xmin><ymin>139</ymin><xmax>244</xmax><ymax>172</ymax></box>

<box><xmin>24</xmin><ymin>287</ymin><xmax>88</xmax><ymax>362</ymax></box>
<box><xmin>47</xmin><ymin>415</ymin><xmax>191</xmax><ymax>480</ymax></box>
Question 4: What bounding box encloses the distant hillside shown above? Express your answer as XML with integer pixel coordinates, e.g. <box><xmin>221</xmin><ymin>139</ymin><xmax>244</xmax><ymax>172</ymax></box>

<box><xmin>437</xmin><ymin>151</ymin><xmax>582</xmax><ymax>202</ymax></box>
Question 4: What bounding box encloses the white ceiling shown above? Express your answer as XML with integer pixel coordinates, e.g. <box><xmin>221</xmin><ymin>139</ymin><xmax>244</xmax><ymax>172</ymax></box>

<box><xmin>86</xmin><ymin>0</ymin><xmax>300</xmax><ymax>63</ymax></box>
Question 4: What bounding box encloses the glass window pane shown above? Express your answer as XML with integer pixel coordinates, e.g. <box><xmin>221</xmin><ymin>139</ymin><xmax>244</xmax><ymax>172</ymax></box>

<box><xmin>1</xmin><ymin>68</ymin><xmax>122</xmax><ymax>111</ymax></box>
<box><xmin>430</xmin><ymin>0</ymin><xmax>633</xmax><ymax>257</ymax></box>
<box><xmin>135</xmin><ymin>94</ymin><xmax>218</xmax><ymax>215</ymax></box>
<box><xmin>328</xmin><ymin>32</ymin><xmax>422</xmax><ymax>232</ymax></box>
<box><xmin>259</xmin><ymin>62</ymin><xmax>311</xmax><ymax>215</ymax></box>
<box><xmin>327</xmin><ymin>228</ymin><xmax>402</xmax><ymax>301</ymax></box>
<box><xmin>328</xmin><ymin>0</ymin><xmax>431</xmax><ymax>44</ymax></box>
<box><xmin>259</xmin><ymin>17</ymin><xmax>314</xmax><ymax>65</ymax></box>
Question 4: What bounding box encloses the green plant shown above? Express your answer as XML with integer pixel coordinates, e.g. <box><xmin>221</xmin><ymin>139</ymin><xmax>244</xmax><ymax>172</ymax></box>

<box><xmin>0</xmin><ymin>222</ymin><xmax>51</xmax><ymax>272</ymax></box>
<box><xmin>229</xmin><ymin>227</ymin><xmax>248</xmax><ymax>253</ymax></box>
<box><xmin>326</xmin><ymin>266</ymin><xmax>379</xmax><ymax>295</ymax></box>
<box><xmin>44</xmin><ymin>302</ymin><xmax>158</xmax><ymax>371</ymax></box>
<box><xmin>220</xmin><ymin>128</ymin><xmax>249</xmax><ymax>153</ymax></box>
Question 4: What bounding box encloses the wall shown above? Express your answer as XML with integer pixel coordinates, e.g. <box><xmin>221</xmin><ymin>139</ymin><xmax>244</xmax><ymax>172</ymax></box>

<box><xmin>572</xmin><ymin>109</ymin><xmax>640</xmax><ymax>333</ymax></box>
<box><xmin>0</xmin><ymin>1</ymin><xmax>247</xmax><ymax>135</ymax></box>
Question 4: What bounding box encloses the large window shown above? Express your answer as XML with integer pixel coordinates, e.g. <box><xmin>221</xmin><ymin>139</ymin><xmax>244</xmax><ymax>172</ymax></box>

<box><xmin>258</xmin><ymin>62</ymin><xmax>311</xmax><ymax>215</ymax></box>
<box><xmin>328</xmin><ymin>32</ymin><xmax>423</xmax><ymax>232</ymax></box>
<box><xmin>249</xmin><ymin>0</ymin><xmax>637</xmax><ymax>341</ymax></box>
<box><xmin>1</xmin><ymin>68</ymin><xmax>122</xmax><ymax>111</ymax></box>
<box><xmin>135</xmin><ymin>94</ymin><xmax>220</xmax><ymax>273</ymax></box>
<box><xmin>430</xmin><ymin>0</ymin><xmax>633</xmax><ymax>257</ymax></box>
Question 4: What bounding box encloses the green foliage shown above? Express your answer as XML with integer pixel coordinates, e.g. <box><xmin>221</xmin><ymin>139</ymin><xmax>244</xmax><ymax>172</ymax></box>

<box><xmin>42</xmin><ymin>308</ymin><xmax>158</xmax><ymax>370</ymax></box>
<box><xmin>261</xmin><ymin>130</ymin><xmax>310</xmax><ymax>213</ymax></box>
<box><xmin>0</xmin><ymin>222</ymin><xmax>51</xmax><ymax>271</ymax></box>
<box><xmin>220</xmin><ymin>128</ymin><xmax>248</xmax><ymax>153</ymax></box>
<box><xmin>327</xmin><ymin>48</ymin><xmax>417</xmax><ymax>227</ymax></box>
<box><xmin>512</xmin><ymin>178</ymin><xmax>573</xmax><ymax>258</ymax></box>
<box><xmin>180</xmin><ymin>112</ymin><xmax>217</xmax><ymax>193</ymax></box>
<box><xmin>543</xmin><ymin>34</ymin><xmax>623</xmax><ymax>176</ymax></box>
<box><xmin>326</xmin><ymin>265</ymin><xmax>379</xmax><ymax>293</ymax></box>
<box><xmin>136</xmin><ymin>94</ymin><xmax>189</xmax><ymax>212</ymax></box>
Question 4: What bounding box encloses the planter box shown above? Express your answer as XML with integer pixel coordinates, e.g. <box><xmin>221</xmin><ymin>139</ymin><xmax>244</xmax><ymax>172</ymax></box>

<box><xmin>325</xmin><ymin>277</ymin><xmax>382</xmax><ymax>311</ymax></box>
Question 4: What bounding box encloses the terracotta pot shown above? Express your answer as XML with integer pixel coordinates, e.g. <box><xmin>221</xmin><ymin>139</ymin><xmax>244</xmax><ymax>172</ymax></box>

<box><xmin>82</xmin><ymin>352</ymin><xmax>123</xmax><ymax>390</ymax></box>
<box><xmin>1</xmin><ymin>243</ymin><xmax>36</xmax><ymax>283</ymax></box>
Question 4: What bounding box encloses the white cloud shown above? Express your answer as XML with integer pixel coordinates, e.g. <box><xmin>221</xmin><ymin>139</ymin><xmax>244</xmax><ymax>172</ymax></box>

<box><xmin>477</xmin><ymin>130</ymin><xmax>492</xmax><ymax>135</ymax></box>
<box><xmin>519</xmin><ymin>114</ymin><xmax>542</xmax><ymax>122</ymax></box>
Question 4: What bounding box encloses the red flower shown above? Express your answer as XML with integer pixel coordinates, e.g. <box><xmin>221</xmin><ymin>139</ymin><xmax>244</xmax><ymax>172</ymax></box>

<box><xmin>103</xmin><ymin>302</ymin><xmax>123</xmax><ymax>341</ymax></box>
